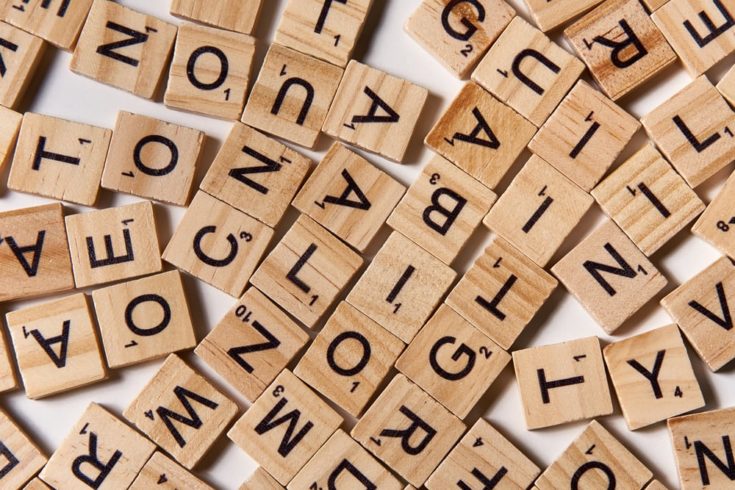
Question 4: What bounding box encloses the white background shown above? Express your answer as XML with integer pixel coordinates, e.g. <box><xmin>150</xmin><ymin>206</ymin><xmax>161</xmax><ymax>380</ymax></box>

<box><xmin>2</xmin><ymin>0</ymin><xmax>735</xmax><ymax>488</ymax></box>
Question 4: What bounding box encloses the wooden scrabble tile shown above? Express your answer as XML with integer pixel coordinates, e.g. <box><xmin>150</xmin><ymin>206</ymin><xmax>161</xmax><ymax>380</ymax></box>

<box><xmin>536</xmin><ymin>420</ymin><xmax>653</xmax><ymax>489</ymax></box>
<box><xmin>292</xmin><ymin>143</ymin><xmax>405</xmax><ymax>252</ymax></box>
<box><xmin>228</xmin><ymin>370</ymin><xmax>343</xmax><ymax>485</ymax></box>
<box><xmin>653</xmin><ymin>0</ymin><xmax>735</xmax><ymax>76</ymax></box>
<box><xmin>101</xmin><ymin>111</ymin><xmax>205</xmax><ymax>206</ymax></box>
<box><xmin>692</xmin><ymin>170</ymin><xmax>735</xmax><ymax>260</ymax></box>
<box><xmin>645</xmin><ymin>480</ymin><xmax>670</xmax><ymax>490</ymax></box>
<box><xmin>604</xmin><ymin>324</ymin><xmax>704</xmax><ymax>430</ymax></box>
<box><xmin>251</xmin><ymin>215</ymin><xmax>363</xmax><ymax>328</ymax></box>
<box><xmin>565</xmin><ymin>0</ymin><xmax>677</xmax><ymax>100</ymax></box>
<box><xmin>484</xmin><ymin>154</ymin><xmax>594</xmax><ymax>267</ymax></box>
<box><xmin>717</xmin><ymin>61</ymin><xmax>735</xmax><ymax>105</ymax></box>
<box><xmin>322</xmin><ymin>60</ymin><xmax>429</xmax><ymax>162</ymax></box>
<box><xmin>528</xmin><ymin>80</ymin><xmax>641</xmax><ymax>192</ymax></box>
<box><xmin>40</xmin><ymin>403</ymin><xmax>155</xmax><ymax>490</ymax></box>
<box><xmin>6</xmin><ymin>293</ymin><xmax>106</xmax><ymax>399</ymax></box>
<box><xmin>0</xmin><ymin>326</ymin><xmax>16</xmax><ymax>393</ymax></box>
<box><xmin>0</xmin><ymin>203</ymin><xmax>74</xmax><ymax>302</ymax></box>
<box><xmin>387</xmin><ymin>154</ymin><xmax>497</xmax><ymax>265</ymax></box>
<box><xmin>1</xmin><ymin>0</ymin><xmax>91</xmax><ymax>50</ymax></box>
<box><xmin>644</xmin><ymin>0</ymin><xmax>671</xmax><ymax>11</ymax></box>
<box><xmin>129</xmin><ymin>452</ymin><xmax>213</xmax><ymax>490</ymax></box>
<box><xmin>65</xmin><ymin>200</ymin><xmax>162</xmax><ymax>288</ymax></box>
<box><xmin>346</xmin><ymin>232</ymin><xmax>456</xmax><ymax>343</ymax></box>
<box><xmin>0</xmin><ymin>410</ymin><xmax>46</xmax><ymax>489</ymax></box>
<box><xmin>592</xmin><ymin>144</ymin><xmax>705</xmax><ymax>256</ymax></box>
<box><xmin>195</xmin><ymin>287</ymin><xmax>309</xmax><ymax>402</ymax></box>
<box><xmin>661</xmin><ymin>256</ymin><xmax>735</xmax><ymax>371</ymax></box>
<box><xmin>70</xmin><ymin>0</ymin><xmax>177</xmax><ymax>99</ymax></box>
<box><xmin>551</xmin><ymin>220</ymin><xmax>668</xmax><ymax>333</ymax></box>
<box><xmin>0</xmin><ymin>105</ymin><xmax>21</xmax><ymax>178</ymax></box>
<box><xmin>294</xmin><ymin>302</ymin><xmax>404</xmax><ymax>417</ymax></box>
<box><xmin>512</xmin><ymin>336</ymin><xmax>613</xmax><ymax>429</ymax></box>
<box><xmin>200</xmin><ymin>123</ymin><xmax>312</xmax><ymax>228</ymax></box>
<box><xmin>641</xmin><ymin>75</ymin><xmax>735</xmax><ymax>188</ymax></box>
<box><xmin>288</xmin><ymin>430</ymin><xmax>402</xmax><ymax>490</ymax></box>
<box><xmin>23</xmin><ymin>478</ymin><xmax>52</xmax><ymax>490</ymax></box>
<box><xmin>426</xmin><ymin>418</ymin><xmax>540</xmax><ymax>489</ymax></box>
<box><xmin>446</xmin><ymin>236</ymin><xmax>558</xmax><ymax>350</ymax></box>
<box><xmin>240</xmin><ymin>468</ymin><xmax>284</xmax><ymax>490</ymax></box>
<box><xmin>163</xmin><ymin>192</ymin><xmax>273</xmax><ymax>297</ymax></box>
<box><xmin>523</xmin><ymin>0</ymin><xmax>603</xmax><ymax>32</ymax></box>
<box><xmin>0</xmin><ymin>21</ymin><xmax>44</xmax><ymax>109</ymax></box>
<box><xmin>405</xmin><ymin>0</ymin><xmax>515</xmax><ymax>78</ymax></box>
<box><xmin>91</xmin><ymin>271</ymin><xmax>196</xmax><ymax>369</ymax></box>
<box><xmin>425</xmin><ymin>82</ymin><xmax>536</xmax><ymax>189</ymax></box>
<box><xmin>170</xmin><ymin>0</ymin><xmax>263</xmax><ymax>35</ymax></box>
<box><xmin>124</xmin><ymin>354</ymin><xmax>238</xmax><ymax>469</ymax></box>
<box><xmin>352</xmin><ymin>374</ymin><xmax>466</xmax><ymax>487</ymax></box>
<box><xmin>396</xmin><ymin>304</ymin><xmax>510</xmax><ymax>418</ymax></box>
<box><xmin>275</xmin><ymin>0</ymin><xmax>373</xmax><ymax>68</ymax></box>
<box><xmin>164</xmin><ymin>23</ymin><xmax>255</xmax><ymax>120</ymax></box>
<box><xmin>472</xmin><ymin>17</ymin><xmax>585</xmax><ymax>127</ymax></box>
<box><xmin>242</xmin><ymin>44</ymin><xmax>343</xmax><ymax>149</ymax></box>
<box><xmin>7</xmin><ymin>113</ymin><xmax>112</xmax><ymax>206</ymax></box>
<box><xmin>668</xmin><ymin>407</ymin><xmax>735</xmax><ymax>489</ymax></box>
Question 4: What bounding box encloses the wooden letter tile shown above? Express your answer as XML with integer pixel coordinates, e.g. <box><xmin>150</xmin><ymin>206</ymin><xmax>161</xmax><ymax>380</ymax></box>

<box><xmin>0</xmin><ymin>410</ymin><xmax>46</xmax><ymax>489</ymax></box>
<box><xmin>396</xmin><ymin>304</ymin><xmax>511</xmax><ymax>418</ymax></box>
<box><xmin>641</xmin><ymin>75</ymin><xmax>735</xmax><ymax>188</ymax></box>
<box><xmin>200</xmin><ymin>123</ymin><xmax>312</xmax><ymax>228</ymax></box>
<box><xmin>512</xmin><ymin>336</ymin><xmax>613</xmax><ymax>429</ymax></box>
<box><xmin>65</xmin><ymin>200</ymin><xmax>162</xmax><ymax>288</ymax></box>
<box><xmin>0</xmin><ymin>21</ymin><xmax>44</xmax><ymax>109</ymax></box>
<box><xmin>6</xmin><ymin>293</ymin><xmax>106</xmax><ymax>399</ymax></box>
<box><xmin>645</xmin><ymin>480</ymin><xmax>671</xmax><ymax>490</ymax></box>
<box><xmin>717</xmin><ymin>60</ymin><xmax>735</xmax><ymax>105</ymax></box>
<box><xmin>0</xmin><ymin>106</ymin><xmax>21</xmax><ymax>179</ymax></box>
<box><xmin>288</xmin><ymin>430</ymin><xmax>402</xmax><ymax>490</ymax></box>
<box><xmin>1</xmin><ymin>0</ymin><xmax>91</xmax><ymax>50</ymax></box>
<box><xmin>91</xmin><ymin>271</ymin><xmax>196</xmax><ymax>368</ymax></box>
<box><xmin>346</xmin><ymin>232</ymin><xmax>456</xmax><ymax>343</ymax></box>
<box><xmin>242</xmin><ymin>44</ymin><xmax>343</xmax><ymax>149</ymax></box>
<box><xmin>351</xmin><ymin>374</ymin><xmax>466</xmax><ymax>487</ymax></box>
<box><xmin>8</xmin><ymin>113</ymin><xmax>112</xmax><ymax>206</ymax></box>
<box><xmin>165</xmin><ymin>23</ymin><xmax>255</xmax><ymax>120</ymax></box>
<box><xmin>292</xmin><ymin>142</ymin><xmax>405</xmax><ymax>252</ymax></box>
<box><xmin>275</xmin><ymin>0</ymin><xmax>373</xmax><ymax>67</ymax></box>
<box><xmin>661</xmin><ymin>256</ymin><xmax>735</xmax><ymax>371</ymax></box>
<box><xmin>668</xmin><ymin>406</ymin><xmax>735</xmax><ymax>489</ymax></box>
<box><xmin>40</xmin><ymin>403</ymin><xmax>155</xmax><ymax>490</ymax></box>
<box><xmin>294</xmin><ymin>302</ymin><xmax>404</xmax><ymax>417</ymax></box>
<box><xmin>240</xmin><ymin>468</ymin><xmax>284</xmax><ymax>490</ymax></box>
<box><xmin>644</xmin><ymin>0</ymin><xmax>671</xmax><ymax>11</ymax></box>
<box><xmin>565</xmin><ymin>0</ymin><xmax>677</xmax><ymax>100</ymax></box>
<box><xmin>535</xmin><ymin>420</ymin><xmax>653</xmax><ymax>489</ymax></box>
<box><xmin>0</xmin><ymin>326</ymin><xmax>16</xmax><ymax>393</ymax></box>
<box><xmin>101</xmin><ymin>111</ymin><xmax>205</xmax><ymax>206</ymax></box>
<box><xmin>70</xmin><ymin>0</ymin><xmax>177</xmax><ymax>99</ymax></box>
<box><xmin>23</xmin><ymin>478</ymin><xmax>52</xmax><ymax>490</ymax></box>
<box><xmin>592</xmin><ymin>144</ymin><xmax>705</xmax><ymax>256</ymax></box>
<box><xmin>170</xmin><ymin>0</ymin><xmax>263</xmax><ymax>35</ymax></box>
<box><xmin>163</xmin><ymin>192</ymin><xmax>273</xmax><ymax>297</ymax></box>
<box><xmin>692</xmin><ymin>170</ymin><xmax>735</xmax><ymax>260</ymax></box>
<box><xmin>322</xmin><ymin>60</ymin><xmax>429</xmax><ymax>162</ymax></box>
<box><xmin>653</xmin><ymin>0</ymin><xmax>735</xmax><ymax>76</ymax></box>
<box><xmin>228</xmin><ymin>370</ymin><xmax>343</xmax><ymax>485</ymax></box>
<box><xmin>425</xmin><ymin>82</ymin><xmax>536</xmax><ymax>189</ymax></box>
<box><xmin>603</xmin><ymin>324</ymin><xmax>704</xmax><ymax>430</ymax></box>
<box><xmin>446</xmin><ymin>236</ymin><xmax>558</xmax><ymax>350</ymax></box>
<box><xmin>551</xmin><ymin>220</ymin><xmax>668</xmax><ymax>334</ymax></box>
<box><xmin>387</xmin><ymin>154</ymin><xmax>497</xmax><ymax>265</ymax></box>
<box><xmin>0</xmin><ymin>203</ymin><xmax>74</xmax><ymax>302</ymax></box>
<box><xmin>528</xmin><ymin>80</ymin><xmax>641</xmax><ymax>192</ymax></box>
<box><xmin>484</xmin><ymin>154</ymin><xmax>594</xmax><ymax>267</ymax></box>
<box><xmin>472</xmin><ymin>17</ymin><xmax>585</xmax><ymax>126</ymax></box>
<box><xmin>405</xmin><ymin>0</ymin><xmax>515</xmax><ymax>78</ymax></box>
<box><xmin>129</xmin><ymin>452</ymin><xmax>213</xmax><ymax>490</ymax></box>
<box><xmin>523</xmin><ymin>0</ymin><xmax>603</xmax><ymax>32</ymax></box>
<box><xmin>124</xmin><ymin>354</ymin><xmax>238</xmax><ymax>469</ymax></box>
<box><xmin>195</xmin><ymin>287</ymin><xmax>309</xmax><ymax>402</ymax></box>
<box><xmin>426</xmin><ymin>418</ymin><xmax>540</xmax><ymax>489</ymax></box>
<box><xmin>251</xmin><ymin>214</ymin><xmax>363</xmax><ymax>328</ymax></box>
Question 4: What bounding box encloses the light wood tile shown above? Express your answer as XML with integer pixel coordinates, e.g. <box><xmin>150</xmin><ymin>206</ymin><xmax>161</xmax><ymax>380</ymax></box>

<box><xmin>0</xmin><ymin>21</ymin><xmax>44</xmax><ymax>109</ymax></box>
<box><xmin>170</xmin><ymin>0</ymin><xmax>263</xmax><ymax>35</ymax></box>
<box><xmin>1</xmin><ymin>0</ymin><xmax>91</xmax><ymax>50</ymax></box>
<box><xmin>129</xmin><ymin>452</ymin><xmax>213</xmax><ymax>490</ymax></box>
<box><xmin>0</xmin><ymin>410</ymin><xmax>46</xmax><ymax>489</ymax></box>
<box><xmin>692</xmin><ymin>169</ymin><xmax>735</xmax><ymax>260</ymax></box>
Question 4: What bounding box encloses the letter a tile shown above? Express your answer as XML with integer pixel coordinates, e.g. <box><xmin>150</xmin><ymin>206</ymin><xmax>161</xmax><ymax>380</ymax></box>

<box><xmin>124</xmin><ymin>354</ymin><xmax>238</xmax><ymax>469</ymax></box>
